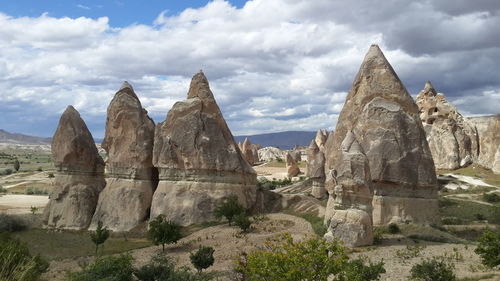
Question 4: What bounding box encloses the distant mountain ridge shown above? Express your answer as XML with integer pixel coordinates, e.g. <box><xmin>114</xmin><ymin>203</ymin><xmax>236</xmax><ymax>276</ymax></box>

<box><xmin>0</xmin><ymin>129</ymin><xmax>51</xmax><ymax>144</ymax></box>
<box><xmin>234</xmin><ymin>131</ymin><xmax>317</xmax><ymax>150</ymax></box>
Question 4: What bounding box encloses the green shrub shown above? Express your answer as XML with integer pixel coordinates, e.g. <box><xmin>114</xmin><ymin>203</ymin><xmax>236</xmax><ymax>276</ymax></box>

<box><xmin>214</xmin><ymin>196</ymin><xmax>245</xmax><ymax>225</ymax></box>
<box><xmin>0</xmin><ymin>213</ymin><xmax>27</xmax><ymax>232</ymax></box>
<box><xmin>25</xmin><ymin>187</ymin><xmax>49</xmax><ymax>195</ymax></box>
<box><xmin>234</xmin><ymin>213</ymin><xmax>252</xmax><ymax>233</ymax></box>
<box><xmin>13</xmin><ymin>159</ymin><xmax>20</xmax><ymax>172</ymax></box>
<box><xmin>36</xmin><ymin>167</ymin><xmax>42</xmax><ymax>172</ymax></box>
<box><xmin>0</xmin><ymin>234</ymin><xmax>49</xmax><ymax>281</ymax></box>
<box><xmin>441</xmin><ymin>217</ymin><xmax>464</xmax><ymax>225</ymax></box>
<box><xmin>67</xmin><ymin>254</ymin><xmax>134</xmax><ymax>281</ymax></box>
<box><xmin>0</xmin><ymin>186</ymin><xmax>6</xmax><ymax>193</ymax></box>
<box><xmin>235</xmin><ymin>233</ymin><xmax>385</xmax><ymax>281</ymax></box>
<box><xmin>190</xmin><ymin>246</ymin><xmax>215</xmax><ymax>272</ymax></box>
<box><xmin>474</xmin><ymin>230</ymin><xmax>500</xmax><ymax>268</ymax></box>
<box><xmin>483</xmin><ymin>193</ymin><xmax>500</xmax><ymax>203</ymax></box>
<box><xmin>388</xmin><ymin>223</ymin><xmax>400</xmax><ymax>234</ymax></box>
<box><xmin>373</xmin><ymin>227</ymin><xmax>385</xmax><ymax>245</ymax></box>
<box><xmin>410</xmin><ymin>256</ymin><xmax>456</xmax><ymax>281</ymax></box>
<box><xmin>0</xmin><ymin>168</ymin><xmax>13</xmax><ymax>175</ymax></box>
<box><xmin>148</xmin><ymin>215</ymin><xmax>182</xmax><ymax>252</ymax></box>
<box><xmin>47</xmin><ymin>173</ymin><xmax>55</xmax><ymax>178</ymax></box>
<box><xmin>134</xmin><ymin>254</ymin><xmax>215</xmax><ymax>281</ymax></box>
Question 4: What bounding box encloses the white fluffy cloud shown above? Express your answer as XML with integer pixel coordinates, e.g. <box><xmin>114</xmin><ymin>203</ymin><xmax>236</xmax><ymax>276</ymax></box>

<box><xmin>0</xmin><ymin>0</ymin><xmax>499</xmax><ymax>137</ymax></box>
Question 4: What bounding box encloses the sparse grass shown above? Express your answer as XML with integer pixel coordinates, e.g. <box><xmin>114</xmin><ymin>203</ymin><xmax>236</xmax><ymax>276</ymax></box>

<box><xmin>0</xmin><ymin>149</ymin><xmax>54</xmax><ymax>173</ymax></box>
<box><xmin>439</xmin><ymin>198</ymin><xmax>500</xmax><ymax>225</ymax></box>
<box><xmin>437</xmin><ymin>164</ymin><xmax>500</xmax><ymax>187</ymax></box>
<box><xmin>285</xmin><ymin>212</ymin><xmax>326</xmax><ymax>237</ymax></box>
<box><xmin>443</xmin><ymin>186</ymin><xmax>496</xmax><ymax>195</ymax></box>
<box><xmin>399</xmin><ymin>224</ymin><xmax>464</xmax><ymax>244</ymax></box>
<box><xmin>13</xmin><ymin>229</ymin><xmax>151</xmax><ymax>260</ymax></box>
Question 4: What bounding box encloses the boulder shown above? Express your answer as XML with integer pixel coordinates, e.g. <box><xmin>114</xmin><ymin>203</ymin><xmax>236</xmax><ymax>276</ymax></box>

<box><xmin>285</xmin><ymin>152</ymin><xmax>301</xmax><ymax>178</ymax></box>
<box><xmin>468</xmin><ymin>115</ymin><xmax>500</xmax><ymax>174</ymax></box>
<box><xmin>415</xmin><ymin>81</ymin><xmax>479</xmax><ymax>169</ymax></box>
<box><xmin>90</xmin><ymin>82</ymin><xmax>156</xmax><ymax>232</ymax></box>
<box><xmin>258</xmin><ymin>146</ymin><xmax>285</xmax><ymax>162</ymax></box>
<box><xmin>306</xmin><ymin>140</ymin><xmax>326</xmax><ymax>199</ymax></box>
<box><xmin>324</xmin><ymin>45</ymin><xmax>438</xmax><ymax>229</ymax></box>
<box><xmin>43</xmin><ymin>106</ymin><xmax>105</xmax><ymax>230</ymax></box>
<box><xmin>151</xmin><ymin>71</ymin><xmax>258</xmax><ymax>226</ymax></box>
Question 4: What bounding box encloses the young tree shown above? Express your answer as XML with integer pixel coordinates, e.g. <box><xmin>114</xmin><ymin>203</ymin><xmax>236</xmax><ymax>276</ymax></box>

<box><xmin>148</xmin><ymin>215</ymin><xmax>182</xmax><ymax>252</ymax></box>
<box><xmin>410</xmin><ymin>256</ymin><xmax>456</xmax><ymax>281</ymax></box>
<box><xmin>234</xmin><ymin>213</ymin><xmax>252</xmax><ymax>233</ymax></box>
<box><xmin>235</xmin><ymin>233</ymin><xmax>385</xmax><ymax>281</ymax></box>
<box><xmin>190</xmin><ymin>246</ymin><xmax>215</xmax><ymax>273</ymax></box>
<box><xmin>214</xmin><ymin>195</ymin><xmax>244</xmax><ymax>225</ymax></box>
<box><xmin>90</xmin><ymin>220</ymin><xmax>110</xmax><ymax>256</ymax></box>
<box><xmin>475</xmin><ymin>230</ymin><xmax>500</xmax><ymax>268</ymax></box>
<box><xmin>13</xmin><ymin>158</ymin><xmax>20</xmax><ymax>172</ymax></box>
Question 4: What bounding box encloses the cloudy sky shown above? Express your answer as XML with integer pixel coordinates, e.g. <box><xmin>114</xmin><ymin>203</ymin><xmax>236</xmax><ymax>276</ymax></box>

<box><xmin>1</xmin><ymin>0</ymin><xmax>499</xmax><ymax>138</ymax></box>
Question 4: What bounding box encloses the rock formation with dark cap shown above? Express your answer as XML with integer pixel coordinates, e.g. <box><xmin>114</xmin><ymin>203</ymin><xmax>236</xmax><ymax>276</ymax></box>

<box><xmin>90</xmin><ymin>82</ymin><xmax>156</xmax><ymax>231</ymax></box>
<box><xmin>151</xmin><ymin>71</ymin><xmax>257</xmax><ymax>226</ymax></box>
<box><xmin>43</xmin><ymin>106</ymin><xmax>105</xmax><ymax>229</ymax></box>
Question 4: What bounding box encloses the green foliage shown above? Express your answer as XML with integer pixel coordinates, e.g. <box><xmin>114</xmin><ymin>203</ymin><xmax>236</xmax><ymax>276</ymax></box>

<box><xmin>257</xmin><ymin>177</ymin><xmax>292</xmax><ymax>190</ymax></box>
<box><xmin>190</xmin><ymin>246</ymin><xmax>215</xmax><ymax>273</ymax></box>
<box><xmin>67</xmin><ymin>254</ymin><xmax>134</xmax><ymax>281</ymax></box>
<box><xmin>387</xmin><ymin>223</ymin><xmax>400</xmax><ymax>234</ymax></box>
<box><xmin>482</xmin><ymin>193</ymin><xmax>500</xmax><ymax>203</ymax></box>
<box><xmin>410</xmin><ymin>256</ymin><xmax>456</xmax><ymax>281</ymax></box>
<box><xmin>299</xmin><ymin>213</ymin><xmax>327</xmax><ymax>237</ymax></box>
<box><xmin>30</xmin><ymin>206</ymin><xmax>38</xmax><ymax>215</ymax></box>
<box><xmin>25</xmin><ymin>187</ymin><xmax>49</xmax><ymax>195</ymax></box>
<box><xmin>148</xmin><ymin>215</ymin><xmax>182</xmax><ymax>252</ymax></box>
<box><xmin>36</xmin><ymin>167</ymin><xmax>42</xmax><ymax>172</ymax></box>
<box><xmin>0</xmin><ymin>213</ymin><xmax>27</xmax><ymax>232</ymax></box>
<box><xmin>235</xmin><ymin>233</ymin><xmax>384</xmax><ymax>281</ymax></box>
<box><xmin>0</xmin><ymin>185</ymin><xmax>6</xmax><ymax>193</ymax></box>
<box><xmin>0</xmin><ymin>168</ymin><xmax>13</xmax><ymax>175</ymax></box>
<box><xmin>373</xmin><ymin>227</ymin><xmax>385</xmax><ymax>245</ymax></box>
<box><xmin>13</xmin><ymin>158</ymin><xmax>20</xmax><ymax>171</ymax></box>
<box><xmin>474</xmin><ymin>230</ymin><xmax>500</xmax><ymax>268</ymax></box>
<box><xmin>214</xmin><ymin>195</ymin><xmax>245</xmax><ymax>225</ymax></box>
<box><xmin>234</xmin><ymin>213</ymin><xmax>252</xmax><ymax>233</ymax></box>
<box><xmin>47</xmin><ymin>172</ymin><xmax>55</xmax><ymax>178</ymax></box>
<box><xmin>396</xmin><ymin>244</ymin><xmax>426</xmax><ymax>261</ymax></box>
<box><xmin>89</xmin><ymin>221</ymin><xmax>110</xmax><ymax>256</ymax></box>
<box><xmin>0</xmin><ymin>233</ymin><xmax>49</xmax><ymax>281</ymax></box>
<box><xmin>134</xmin><ymin>253</ymin><xmax>216</xmax><ymax>281</ymax></box>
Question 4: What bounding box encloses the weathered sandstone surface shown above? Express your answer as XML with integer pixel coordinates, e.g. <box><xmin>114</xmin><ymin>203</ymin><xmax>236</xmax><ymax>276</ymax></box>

<box><xmin>90</xmin><ymin>82</ymin><xmax>156</xmax><ymax>232</ymax></box>
<box><xmin>323</xmin><ymin>45</ymin><xmax>438</xmax><ymax>247</ymax></box>
<box><xmin>285</xmin><ymin>152</ymin><xmax>300</xmax><ymax>178</ymax></box>
<box><xmin>306</xmin><ymin>140</ymin><xmax>326</xmax><ymax>199</ymax></box>
<box><xmin>151</xmin><ymin>72</ymin><xmax>257</xmax><ymax>226</ymax></box>
<box><xmin>44</xmin><ymin>106</ymin><xmax>105</xmax><ymax>229</ymax></box>
<box><xmin>416</xmin><ymin>82</ymin><xmax>479</xmax><ymax>169</ymax></box>
<box><xmin>467</xmin><ymin>115</ymin><xmax>500</xmax><ymax>174</ymax></box>
<box><xmin>258</xmin><ymin>146</ymin><xmax>285</xmax><ymax>162</ymax></box>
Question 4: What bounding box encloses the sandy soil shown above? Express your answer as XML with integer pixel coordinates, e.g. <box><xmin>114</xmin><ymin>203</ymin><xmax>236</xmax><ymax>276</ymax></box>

<box><xmin>0</xmin><ymin>194</ymin><xmax>49</xmax><ymax>214</ymax></box>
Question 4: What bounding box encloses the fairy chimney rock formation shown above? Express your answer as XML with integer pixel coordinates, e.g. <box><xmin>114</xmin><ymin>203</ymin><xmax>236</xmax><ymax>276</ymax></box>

<box><xmin>43</xmin><ymin>106</ymin><xmax>105</xmax><ymax>230</ymax></box>
<box><xmin>315</xmin><ymin>129</ymin><xmax>328</xmax><ymax>151</ymax></box>
<box><xmin>285</xmin><ymin>152</ymin><xmax>300</xmax><ymax>178</ymax></box>
<box><xmin>242</xmin><ymin>137</ymin><xmax>256</xmax><ymax>165</ymax></box>
<box><xmin>415</xmin><ymin>81</ymin><xmax>479</xmax><ymax>169</ymax></box>
<box><xmin>90</xmin><ymin>81</ymin><xmax>156</xmax><ymax>232</ymax></box>
<box><xmin>151</xmin><ymin>71</ymin><xmax>258</xmax><ymax>226</ymax></box>
<box><xmin>306</xmin><ymin>140</ymin><xmax>326</xmax><ymax>199</ymax></box>
<box><xmin>323</xmin><ymin>45</ymin><xmax>438</xmax><ymax>246</ymax></box>
<box><xmin>468</xmin><ymin>115</ymin><xmax>500</xmax><ymax>174</ymax></box>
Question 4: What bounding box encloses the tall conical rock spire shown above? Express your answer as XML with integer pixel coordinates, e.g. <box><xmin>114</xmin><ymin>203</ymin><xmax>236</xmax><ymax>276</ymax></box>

<box><xmin>90</xmin><ymin>82</ymin><xmax>156</xmax><ymax>232</ymax></box>
<box><xmin>151</xmin><ymin>71</ymin><xmax>257</xmax><ymax>226</ymax></box>
<box><xmin>323</xmin><ymin>45</ymin><xmax>438</xmax><ymax>246</ymax></box>
<box><xmin>43</xmin><ymin>106</ymin><xmax>105</xmax><ymax>230</ymax></box>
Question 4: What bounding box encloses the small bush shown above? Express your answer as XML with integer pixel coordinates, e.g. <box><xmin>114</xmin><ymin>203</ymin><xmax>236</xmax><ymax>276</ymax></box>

<box><xmin>36</xmin><ymin>167</ymin><xmax>42</xmax><ymax>172</ymax></box>
<box><xmin>474</xmin><ymin>230</ymin><xmax>500</xmax><ymax>268</ymax></box>
<box><xmin>89</xmin><ymin>220</ymin><xmax>110</xmax><ymax>256</ymax></box>
<box><xmin>0</xmin><ymin>213</ymin><xmax>27</xmax><ymax>232</ymax></box>
<box><xmin>148</xmin><ymin>215</ymin><xmax>182</xmax><ymax>252</ymax></box>
<box><xmin>190</xmin><ymin>246</ymin><xmax>215</xmax><ymax>272</ymax></box>
<box><xmin>0</xmin><ymin>234</ymin><xmax>49</xmax><ymax>281</ymax></box>
<box><xmin>441</xmin><ymin>217</ymin><xmax>464</xmax><ymax>225</ymax></box>
<box><xmin>388</xmin><ymin>223</ymin><xmax>400</xmax><ymax>234</ymax></box>
<box><xmin>47</xmin><ymin>173</ymin><xmax>55</xmax><ymax>178</ymax></box>
<box><xmin>410</xmin><ymin>256</ymin><xmax>456</xmax><ymax>281</ymax></box>
<box><xmin>214</xmin><ymin>196</ymin><xmax>245</xmax><ymax>225</ymax></box>
<box><xmin>67</xmin><ymin>254</ymin><xmax>134</xmax><ymax>281</ymax></box>
<box><xmin>474</xmin><ymin>213</ymin><xmax>486</xmax><ymax>221</ymax></box>
<box><xmin>373</xmin><ymin>227</ymin><xmax>385</xmax><ymax>245</ymax></box>
<box><xmin>135</xmin><ymin>253</ymin><xmax>215</xmax><ymax>281</ymax></box>
<box><xmin>25</xmin><ymin>187</ymin><xmax>49</xmax><ymax>195</ymax></box>
<box><xmin>234</xmin><ymin>213</ymin><xmax>252</xmax><ymax>233</ymax></box>
<box><xmin>483</xmin><ymin>193</ymin><xmax>500</xmax><ymax>203</ymax></box>
<box><xmin>340</xmin><ymin>257</ymin><xmax>386</xmax><ymax>281</ymax></box>
<box><xmin>0</xmin><ymin>186</ymin><xmax>6</xmax><ymax>193</ymax></box>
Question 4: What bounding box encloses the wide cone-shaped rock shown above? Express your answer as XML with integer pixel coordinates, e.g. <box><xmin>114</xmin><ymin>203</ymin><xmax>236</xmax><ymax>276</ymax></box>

<box><xmin>416</xmin><ymin>81</ymin><xmax>479</xmax><ymax>169</ymax></box>
<box><xmin>43</xmin><ymin>106</ymin><xmax>105</xmax><ymax>229</ymax></box>
<box><xmin>306</xmin><ymin>140</ymin><xmax>326</xmax><ymax>199</ymax></box>
<box><xmin>151</xmin><ymin>71</ymin><xmax>257</xmax><ymax>226</ymax></box>
<box><xmin>324</xmin><ymin>45</ymin><xmax>438</xmax><ymax>232</ymax></box>
<box><xmin>90</xmin><ymin>82</ymin><xmax>156</xmax><ymax>231</ymax></box>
